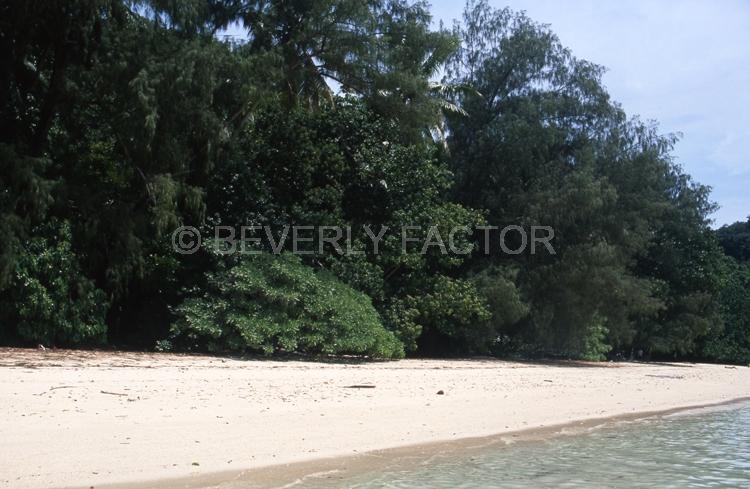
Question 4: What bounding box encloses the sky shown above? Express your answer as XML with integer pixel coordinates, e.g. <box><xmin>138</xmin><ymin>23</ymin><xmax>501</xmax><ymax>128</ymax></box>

<box><xmin>428</xmin><ymin>0</ymin><xmax>750</xmax><ymax>226</ymax></box>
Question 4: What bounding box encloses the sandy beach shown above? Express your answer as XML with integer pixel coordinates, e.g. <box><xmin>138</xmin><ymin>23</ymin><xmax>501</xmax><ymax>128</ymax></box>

<box><xmin>1</xmin><ymin>348</ymin><xmax>749</xmax><ymax>489</ymax></box>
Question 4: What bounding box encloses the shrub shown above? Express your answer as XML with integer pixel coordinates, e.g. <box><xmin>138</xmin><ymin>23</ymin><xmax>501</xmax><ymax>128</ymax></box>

<box><xmin>170</xmin><ymin>252</ymin><xmax>404</xmax><ymax>358</ymax></box>
<box><xmin>385</xmin><ymin>276</ymin><xmax>492</xmax><ymax>354</ymax></box>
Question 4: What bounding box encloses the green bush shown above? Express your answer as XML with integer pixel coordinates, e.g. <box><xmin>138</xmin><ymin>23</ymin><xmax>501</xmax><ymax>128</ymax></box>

<box><xmin>471</xmin><ymin>266</ymin><xmax>529</xmax><ymax>328</ymax></box>
<box><xmin>385</xmin><ymin>276</ymin><xmax>492</xmax><ymax>354</ymax></box>
<box><xmin>0</xmin><ymin>220</ymin><xmax>108</xmax><ymax>346</ymax></box>
<box><xmin>170</xmin><ymin>253</ymin><xmax>404</xmax><ymax>358</ymax></box>
<box><xmin>702</xmin><ymin>261</ymin><xmax>750</xmax><ymax>364</ymax></box>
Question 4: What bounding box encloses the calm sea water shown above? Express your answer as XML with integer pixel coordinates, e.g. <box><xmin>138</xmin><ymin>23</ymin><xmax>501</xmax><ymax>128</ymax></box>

<box><xmin>311</xmin><ymin>404</ymin><xmax>750</xmax><ymax>489</ymax></box>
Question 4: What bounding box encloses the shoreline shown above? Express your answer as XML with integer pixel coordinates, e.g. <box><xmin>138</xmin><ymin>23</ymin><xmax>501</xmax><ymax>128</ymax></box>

<box><xmin>2</xmin><ymin>348</ymin><xmax>749</xmax><ymax>489</ymax></box>
<box><xmin>100</xmin><ymin>396</ymin><xmax>750</xmax><ymax>489</ymax></box>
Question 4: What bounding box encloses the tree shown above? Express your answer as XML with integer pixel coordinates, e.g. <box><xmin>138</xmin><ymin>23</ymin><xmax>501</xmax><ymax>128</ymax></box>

<box><xmin>702</xmin><ymin>260</ymin><xmax>750</xmax><ymax>364</ymax></box>
<box><xmin>0</xmin><ymin>0</ymin><xmax>125</xmax><ymax>290</ymax></box>
<box><xmin>142</xmin><ymin>0</ymin><xmax>459</xmax><ymax>138</ymax></box>
<box><xmin>702</xmin><ymin>219</ymin><xmax>750</xmax><ymax>364</ymax></box>
<box><xmin>717</xmin><ymin>219</ymin><xmax>750</xmax><ymax>263</ymax></box>
<box><xmin>0</xmin><ymin>220</ymin><xmax>108</xmax><ymax>346</ymax></box>
<box><xmin>444</xmin><ymin>1</ymin><xmax>642</xmax><ymax>357</ymax></box>
<box><xmin>443</xmin><ymin>0</ymin><xmax>724</xmax><ymax>359</ymax></box>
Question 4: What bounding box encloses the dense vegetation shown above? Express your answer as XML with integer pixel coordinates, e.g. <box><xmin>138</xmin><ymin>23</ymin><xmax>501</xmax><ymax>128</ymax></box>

<box><xmin>1</xmin><ymin>0</ymin><xmax>747</xmax><ymax>362</ymax></box>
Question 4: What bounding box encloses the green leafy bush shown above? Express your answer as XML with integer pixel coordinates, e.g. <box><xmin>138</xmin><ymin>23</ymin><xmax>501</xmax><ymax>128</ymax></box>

<box><xmin>702</xmin><ymin>261</ymin><xmax>750</xmax><ymax>364</ymax></box>
<box><xmin>0</xmin><ymin>220</ymin><xmax>108</xmax><ymax>346</ymax></box>
<box><xmin>471</xmin><ymin>266</ymin><xmax>529</xmax><ymax>329</ymax></box>
<box><xmin>170</xmin><ymin>253</ymin><xmax>404</xmax><ymax>358</ymax></box>
<box><xmin>385</xmin><ymin>276</ymin><xmax>491</xmax><ymax>354</ymax></box>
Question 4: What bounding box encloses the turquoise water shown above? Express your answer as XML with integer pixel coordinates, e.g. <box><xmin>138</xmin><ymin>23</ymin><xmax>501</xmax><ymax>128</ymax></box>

<box><xmin>314</xmin><ymin>404</ymin><xmax>750</xmax><ymax>488</ymax></box>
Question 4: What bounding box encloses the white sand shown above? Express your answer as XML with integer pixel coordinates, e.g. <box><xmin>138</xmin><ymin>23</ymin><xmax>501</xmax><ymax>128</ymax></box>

<box><xmin>1</xmin><ymin>348</ymin><xmax>749</xmax><ymax>489</ymax></box>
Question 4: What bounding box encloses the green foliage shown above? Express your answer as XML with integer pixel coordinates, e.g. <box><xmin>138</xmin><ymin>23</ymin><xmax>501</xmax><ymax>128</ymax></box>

<box><xmin>577</xmin><ymin>320</ymin><xmax>612</xmax><ymax>362</ymax></box>
<box><xmin>415</xmin><ymin>276</ymin><xmax>492</xmax><ymax>353</ymax></box>
<box><xmin>709</xmin><ymin>219</ymin><xmax>750</xmax><ymax>363</ymax></box>
<box><xmin>207</xmin><ymin>100</ymin><xmax>486</xmax><ymax>354</ymax></box>
<box><xmin>383</xmin><ymin>276</ymin><xmax>491</xmax><ymax>354</ymax></box>
<box><xmin>470</xmin><ymin>266</ymin><xmax>529</xmax><ymax>334</ymax></box>
<box><xmin>634</xmin><ymin>215</ymin><xmax>726</xmax><ymax>356</ymax></box>
<box><xmin>717</xmin><ymin>219</ymin><xmax>750</xmax><ymax>263</ymax></box>
<box><xmin>0</xmin><ymin>221</ymin><xmax>108</xmax><ymax>346</ymax></box>
<box><xmin>0</xmin><ymin>144</ymin><xmax>53</xmax><ymax>290</ymax></box>
<box><xmin>443</xmin><ymin>0</ymin><xmax>727</xmax><ymax>360</ymax></box>
<box><xmin>702</xmin><ymin>261</ymin><xmax>750</xmax><ymax>364</ymax></box>
<box><xmin>444</xmin><ymin>1</ymin><xmax>646</xmax><ymax>357</ymax></box>
<box><xmin>0</xmin><ymin>0</ymin><xmax>742</xmax><ymax>363</ymax></box>
<box><xmin>171</xmin><ymin>252</ymin><xmax>403</xmax><ymax>358</ymax></box>
<box><xmin>144</xmin><ymin>0</ymin><xmax>457</xmax><ymax>139</ymax></box>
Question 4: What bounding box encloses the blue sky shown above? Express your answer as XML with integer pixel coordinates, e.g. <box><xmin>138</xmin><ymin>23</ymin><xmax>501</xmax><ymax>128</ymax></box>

<box><xmin>429</xmin><ymin>0</ymin><xmax>750</xmax><ymax>226</ymax></box>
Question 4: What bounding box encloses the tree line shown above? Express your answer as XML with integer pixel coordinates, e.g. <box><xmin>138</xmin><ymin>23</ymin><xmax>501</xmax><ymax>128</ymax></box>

<box><xmin>1</xmin><ymin>0</ymin><xmax>748</xmax><ymax>363</ymax></box>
